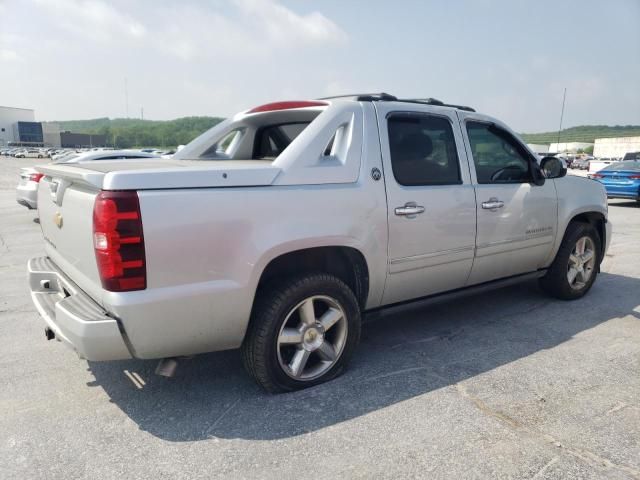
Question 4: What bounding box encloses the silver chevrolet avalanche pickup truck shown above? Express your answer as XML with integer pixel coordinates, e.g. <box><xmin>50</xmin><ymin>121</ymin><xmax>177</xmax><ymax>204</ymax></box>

<box><xmin>28</xmin><ymin>93</ymin><xmax>611</xmax><ymax>392</ymax></box>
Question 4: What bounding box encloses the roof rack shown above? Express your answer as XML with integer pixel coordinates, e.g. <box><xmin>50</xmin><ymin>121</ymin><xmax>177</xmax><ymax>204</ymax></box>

<box><xmin>319</xmin><ymin>92</ymin><xmax>398</xmax><ymax>101</ymax></box>
<box><xmin>319</xmin><ymin>93</ymin><xmax>475</xmax><ymax>112</ymax></box>
<box><xmin>400</xmin><ymin>98</ymin><xmax>476</xmax><ymax>112</ymax></box>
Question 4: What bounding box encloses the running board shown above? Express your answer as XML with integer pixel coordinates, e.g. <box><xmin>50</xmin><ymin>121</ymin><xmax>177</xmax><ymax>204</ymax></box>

<box><xmin>365</xmin><ymin>270</ymin><xmax>546</xmax><ymax>321</ymax></box>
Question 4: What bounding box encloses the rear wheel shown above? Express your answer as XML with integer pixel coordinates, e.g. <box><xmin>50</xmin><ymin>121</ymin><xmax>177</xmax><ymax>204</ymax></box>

<box><xmin>539</xmin><ymin>221</ymin><xmax>601</xmax><ymax>300</ymax></box>
<box><xmin>242</xmin><ymin>273</ymin><xmax>361</xmax><ymax>393</ymax></box>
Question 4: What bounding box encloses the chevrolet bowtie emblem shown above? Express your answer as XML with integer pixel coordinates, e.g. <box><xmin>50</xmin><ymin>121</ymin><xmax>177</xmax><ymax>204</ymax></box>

<box><xmin>53</xmin><ymin>212</ymin><xmax>63</xmax><ymax>229</ymax></box>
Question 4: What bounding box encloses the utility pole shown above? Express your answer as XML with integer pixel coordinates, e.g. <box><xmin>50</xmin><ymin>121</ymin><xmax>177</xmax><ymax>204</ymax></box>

<box><xmin>141</xmin><ymin>107</ymin><xmax>144</xmax><ymax>120</ymax></box>
<box><xmin>556</xmin><ymin>87</ymin><xmax>567</xmax><ymax>153</ymax></box>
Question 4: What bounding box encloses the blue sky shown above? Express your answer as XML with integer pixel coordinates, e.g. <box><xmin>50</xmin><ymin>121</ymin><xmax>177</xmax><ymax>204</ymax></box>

<box><xmin>1</xmin><ymin>0</ymin><xmax>638</xmax><ymax>131</ymax></box>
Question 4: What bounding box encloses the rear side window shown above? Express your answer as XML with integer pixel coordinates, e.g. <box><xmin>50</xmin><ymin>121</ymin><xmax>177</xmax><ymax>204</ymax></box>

<box><xmin>254</xmin><ymin>122</ymin><xmax>310</xmax><ymax>159</ymax></box>
<box><xmin>387</xmin><ymin>113</ymin><xmax>461</xmax><ymax>186</ymax></box>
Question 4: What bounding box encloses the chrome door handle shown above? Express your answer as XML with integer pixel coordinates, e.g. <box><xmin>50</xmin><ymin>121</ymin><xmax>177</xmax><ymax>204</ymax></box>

<box><xmin>481</xmin><ymin>198</ymin><xmax>504</xmax><ymax>210</ymax></box>
<box><xmin>395</xmin><ymin>203</ymin><xmax>425</xmax><ymax>217</ymax></box>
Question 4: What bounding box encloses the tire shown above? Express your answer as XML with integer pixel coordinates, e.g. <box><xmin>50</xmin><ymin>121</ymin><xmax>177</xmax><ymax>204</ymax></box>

<box><xmin>242</xmin><ymin>273</ymin><xmax>361</xmax><ymax>393</ymax></box>
<box><xmin>539</xmin><ymin>221</ymin><xmax>601</xmax><ymax>300</ymax></box>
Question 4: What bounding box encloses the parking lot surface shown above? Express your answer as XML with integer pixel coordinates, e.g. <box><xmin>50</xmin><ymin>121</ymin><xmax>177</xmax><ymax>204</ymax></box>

<box><xmin>1</xmin><ymin>156</ymin><xmax>639</xmax><ymax>479</ymax></box>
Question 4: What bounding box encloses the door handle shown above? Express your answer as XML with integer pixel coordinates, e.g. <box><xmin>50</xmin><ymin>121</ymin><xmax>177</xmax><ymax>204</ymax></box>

<box><xmin>395</xmin><ymin>202</ymin><xmax>425</xmax><ymax>217</ymax></box>
<box><xmin>481</xmin><ymin>197</ymin><xmax>504</xmax><ymax>210</ymax></box>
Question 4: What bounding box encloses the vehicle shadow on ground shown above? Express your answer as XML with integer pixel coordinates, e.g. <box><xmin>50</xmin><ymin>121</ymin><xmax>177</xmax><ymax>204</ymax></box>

<box><xmin>609</xmin><ymin>200</ymin><xmax>639</xmax><ymax>209</ymax></box>
<box><xmin>87</xmin><ymin>272</ymin><xmax>640</xmax><ymax>441</ymax></box>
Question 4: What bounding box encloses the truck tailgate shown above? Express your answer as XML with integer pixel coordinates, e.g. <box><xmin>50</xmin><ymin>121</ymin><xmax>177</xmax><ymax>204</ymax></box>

<box><xmin>37</xmin><ymin>175</ymin><xmax>104</xmax><ymax>304</ymax></box>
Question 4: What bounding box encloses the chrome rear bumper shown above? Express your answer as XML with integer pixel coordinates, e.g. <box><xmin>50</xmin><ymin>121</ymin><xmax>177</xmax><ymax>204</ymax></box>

<box><xmin>28</xmin><ymin>256</ymin><xmax>132</xmax><ymax>361</ymax></box>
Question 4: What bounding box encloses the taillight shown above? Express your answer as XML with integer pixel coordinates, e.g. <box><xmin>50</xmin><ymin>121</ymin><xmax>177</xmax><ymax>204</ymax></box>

<box><xmin>247</xmin><ymin>100</ymin><xmax>328</xmax><ymax>113</ymax></box>
<box><xmin>592</xmin><ymin>173</ymin><xmax>604</xmax><ymax>179</ymax></box>
<box><xmin>93</xmin><ymin>191</ymin><xmax>146</xmax><ymax>291</ymax></box>
<box><xmin>29</xmin><ymin>173</ymin><xmax>44</xmax><ymax>182</ymax></box>
<box><xmin>629</xmin><ymin>174</ymin><xmax>640</xmax><ymax>180</ymax></box>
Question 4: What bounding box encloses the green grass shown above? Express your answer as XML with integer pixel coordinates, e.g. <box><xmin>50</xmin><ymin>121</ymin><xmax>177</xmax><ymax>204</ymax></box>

<box><xmin>47</xmin><ymin>116</ymin><xmax>224</xmax><ymax>149</ymax></box>
<box><xmin>520</xmin><ymin>125</ymin><xmax>640</xmax><ymax>144</ymax></box>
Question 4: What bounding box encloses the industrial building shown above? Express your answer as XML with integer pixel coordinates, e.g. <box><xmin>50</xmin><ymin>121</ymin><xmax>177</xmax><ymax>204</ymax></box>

<box><xmin>527</xmin><ymin>144</ymin><xmax>550</xmax><ymax>154</ymax></box>
<box><xmin>0</xmin><ymin>106</ymin><xmax>38</xmax><ymax>147</ymax></box>
<box><xmin>60</xmin><ymin>132</ymin><xmax>106</xmax><ymax>148</ymax></box>
<box><xmin>0</xmin><ymin>106</ymin><xmax>106</xmax><ymax>148</ymax></box>
<box><xmin>593</xmin><ymin>136</ymin><xmax>640</xmax><ymax>159</ymax></box>
<box><xmin>43</xmin><ymin>123</ymin><xmax>61</xmax><ymax>148</ymax></box>
<box><xmin>548</xmin><ymin>142</ymin><xmax>594</xmax><ymax>154</ymax></box>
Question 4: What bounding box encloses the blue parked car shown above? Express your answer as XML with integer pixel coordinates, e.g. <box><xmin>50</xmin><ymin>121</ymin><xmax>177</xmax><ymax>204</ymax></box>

<box><xmin>592</xmin><ymin>160</ymin><xmax>640</xmax><ymax>203</ymax></box>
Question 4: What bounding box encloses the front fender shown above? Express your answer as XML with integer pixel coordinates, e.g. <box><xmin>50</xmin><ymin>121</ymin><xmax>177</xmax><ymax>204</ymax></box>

<box><xmin>544</xmin><ymin>176</ymin><xmax>608</xmax><ymax>266</ymax></box>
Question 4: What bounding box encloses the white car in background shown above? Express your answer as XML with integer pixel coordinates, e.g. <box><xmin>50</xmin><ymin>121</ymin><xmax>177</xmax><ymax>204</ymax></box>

<box><xmin>15</xmin><ymin>149</ymin><xmax>46</xmax><ymax>158</ymax></box>
<box><xmin>16</xmin><ymin>150</ymin><xmax>161</xmax><ymax>210</ymax></box>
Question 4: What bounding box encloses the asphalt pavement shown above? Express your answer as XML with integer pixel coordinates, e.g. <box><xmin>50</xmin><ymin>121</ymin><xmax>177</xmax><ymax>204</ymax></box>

<box><xmin>1</xmin><ymin>156</ymin><xmax>638</xmax><ymax>479</ymax></box>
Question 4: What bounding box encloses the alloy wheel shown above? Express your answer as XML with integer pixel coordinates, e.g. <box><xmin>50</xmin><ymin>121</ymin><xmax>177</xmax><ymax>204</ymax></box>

<box><xmin>276</xmin><ymin>295</ymin><xmax>348</xmax><ymax>381</ymax></box>
<box><xmin>567</xmin><ymin>236</ymin><xmax>596</xmax><ymax>290</ymax></box>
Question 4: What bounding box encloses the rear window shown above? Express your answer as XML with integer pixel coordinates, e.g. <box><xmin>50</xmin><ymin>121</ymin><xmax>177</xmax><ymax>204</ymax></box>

<box><xmin>254</xmin><ymin>122</ymin><xmax>310</xmax><ymax>159</ymax></box>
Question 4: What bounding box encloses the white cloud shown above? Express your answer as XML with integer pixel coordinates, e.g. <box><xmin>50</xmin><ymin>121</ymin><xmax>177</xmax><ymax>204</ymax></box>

<box><xmin>0</xmin><ymin>32</ymin><xmax>23</xmax><ymax>63</ymax></box>
<box><xmin>150</xmin><ymin>0</ymin><xmax>348</xmax><ymax>61</ymax></box>
<box><xmin>33</xmin><ymin>0</ymin><xmax>147</xmax><ymax>42</ymax></box>
<box><xmin>30</xmin><ymin>0</ymin><xmax>346</xmax><ymax>61</ymax></box>
<box><xmin>233</xmin><ymin>0</ymin><xmax>348</xmax><ymax>47</ymax></box>
<box><xmin>0</xmin><ymin>49</ymin><xmax>19</xmax><ymax>62</ymax></box>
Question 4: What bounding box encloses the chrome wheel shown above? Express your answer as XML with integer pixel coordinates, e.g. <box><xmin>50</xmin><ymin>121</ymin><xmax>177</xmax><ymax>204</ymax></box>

<box><xmin>567</xmin><ymin>236</ymin><xmax>596</xmax><ymax>290</ymax></box>
<box><xmin>277</xmin><ymin>295</ymin><xmax>348</xmax><ymax>381</ymax></box>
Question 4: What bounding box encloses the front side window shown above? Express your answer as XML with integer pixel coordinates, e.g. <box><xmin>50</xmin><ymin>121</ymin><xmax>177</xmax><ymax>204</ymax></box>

<box><xmin>387</xmin><ymin>113</ymin><xmax>461</xmax><ymax>186</ymax></box>
<box><xmin>466</xmin><ymin>122</ymin><xmax>533</xmax><ymax>184</ymax></box>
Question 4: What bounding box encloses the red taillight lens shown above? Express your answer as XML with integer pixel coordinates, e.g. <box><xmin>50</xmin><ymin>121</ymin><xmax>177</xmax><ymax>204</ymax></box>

<box><xmin>93</xmin><ymin>191</ymin><xmax>146</xmax><ymax>292</ymax></box>
<box><xmin>629</xmin><ymin>174</ymin><xmax>640</xmax><ymax>180</ymax></box>
<box><xmin>29</xmin><ymin>173</ymin><xmax>44</xmax><ymax>182</ymax></box>
<box><xmin>247</xmin><ymin>100</ymin><xmax>328</xmax><ymax>113</ymax></box>
<box><xmin>592</xmin><ymin>173</ymin><xmax>604</xmax><ymax>179</ymax></box>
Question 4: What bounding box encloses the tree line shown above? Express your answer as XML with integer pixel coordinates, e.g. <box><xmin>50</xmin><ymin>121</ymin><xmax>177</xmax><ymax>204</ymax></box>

<box><xmin>47</xmin><ymin>116</ymin><xmax>225</xmax><ymax>149</ymax></box>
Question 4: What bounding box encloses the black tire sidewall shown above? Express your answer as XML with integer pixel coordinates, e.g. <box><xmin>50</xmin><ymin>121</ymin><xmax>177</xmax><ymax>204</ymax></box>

<box><xmin>248</xmin><ymin>274</ymin><xmax>361</xmax><ymax>392</ymax></box>
<box><xmin>543</xmin><ymin>222</ymin><xmax>601</xmax><ymax>300</ymax></box>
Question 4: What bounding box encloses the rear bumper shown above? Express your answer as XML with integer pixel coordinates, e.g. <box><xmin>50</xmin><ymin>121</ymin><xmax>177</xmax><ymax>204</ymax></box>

<box><xmin>606</xmin><ymin>193</ymin><xmax>639</xmax><ymax>200</ymax></box>
<box><xmin>603</xmin><ymin>184</ymin><xmax>640</xmax><ymax>200</ymax></box>
<box><xmin>16</xmin><ymin>183</ymin><xmax>38</xmax><ymax>209</ymax></box>
<box><xmin>28</xmin><ymin>256</ymin><xmax>133</xmax><ymax>361</ymax></box>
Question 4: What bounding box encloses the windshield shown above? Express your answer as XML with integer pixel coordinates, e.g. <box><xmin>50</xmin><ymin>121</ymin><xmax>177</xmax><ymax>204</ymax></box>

<box><xmin>53</xmin><ymin>153</ymin><xmax>80</xmax><ymax>164</ymax></box>
<box><xmin>603</xmin><ymin>160</ymin><xmax>640</xmax><ymax>172</ymax></box>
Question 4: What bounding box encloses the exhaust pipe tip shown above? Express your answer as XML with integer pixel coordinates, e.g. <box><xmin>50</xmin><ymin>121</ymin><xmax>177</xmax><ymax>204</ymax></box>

<box><xmin>155</xmin><ymin>358</ymin><xmax>178</xmax><ymax>377</ymax></box>
<box><xmin>44</xmin><ymin>327</ymin><xmax>55</xmax><ymax>341</ymax></box>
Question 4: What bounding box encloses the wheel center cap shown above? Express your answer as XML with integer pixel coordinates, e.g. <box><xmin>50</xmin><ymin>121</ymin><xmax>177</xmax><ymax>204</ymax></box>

<box><xmin>303</xmin><ymin>326</ymin><xmax>324</xmax><ymax>351</ymax></box>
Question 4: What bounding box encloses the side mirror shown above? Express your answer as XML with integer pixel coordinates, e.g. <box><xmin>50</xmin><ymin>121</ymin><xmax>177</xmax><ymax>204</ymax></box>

<box><xmin>540</xmin><ymin>156</ymin><xmax>567</xmax><ymax>179</ymax></box>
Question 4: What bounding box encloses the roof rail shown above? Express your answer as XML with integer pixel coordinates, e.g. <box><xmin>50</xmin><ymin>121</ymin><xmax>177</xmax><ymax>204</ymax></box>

<box><xmin>319</xmin><ymin>93</ymin><xmax>475</xmax><ymax>112</ymax></box>
<box><xmin>400</xmin><ymin>98</ymin><xmax>476</xmax><ymax>112</ymax></box>
<box><xmin>319</xmin><ymin>92</ymin><xmax>398</xmax><ymax>101</ymax></box>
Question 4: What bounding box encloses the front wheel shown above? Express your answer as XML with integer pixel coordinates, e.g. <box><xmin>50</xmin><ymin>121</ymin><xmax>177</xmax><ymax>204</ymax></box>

<box><xmin>539</xmin><ymin>221</ymin><xmax>601</xmax><ymax>300</ymax></box>
<box><xmin>242</xmin><ymin>273</ymin><xmax>361</xmax><ymax>393</ymax></box>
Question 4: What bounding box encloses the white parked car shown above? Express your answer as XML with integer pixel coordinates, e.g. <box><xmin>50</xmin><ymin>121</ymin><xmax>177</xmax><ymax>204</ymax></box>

<box><xmin>15</xmin><ymin>149</ymin><xmax>46</xmax><ymax>158</ymax></box>
<box><xmin>16</xmin><ymin>150</ymin><xmax>161</xmax><ymax>210</ymax></box>
<box><xmin>16</xmin><ymin>168</ymin><xmax>44</xmax><ymax>209</ymax></box>
<box><xmin>28</xmin><ymin>94</ymin><xmax>611</xmax><ymax>392</ymax></box>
